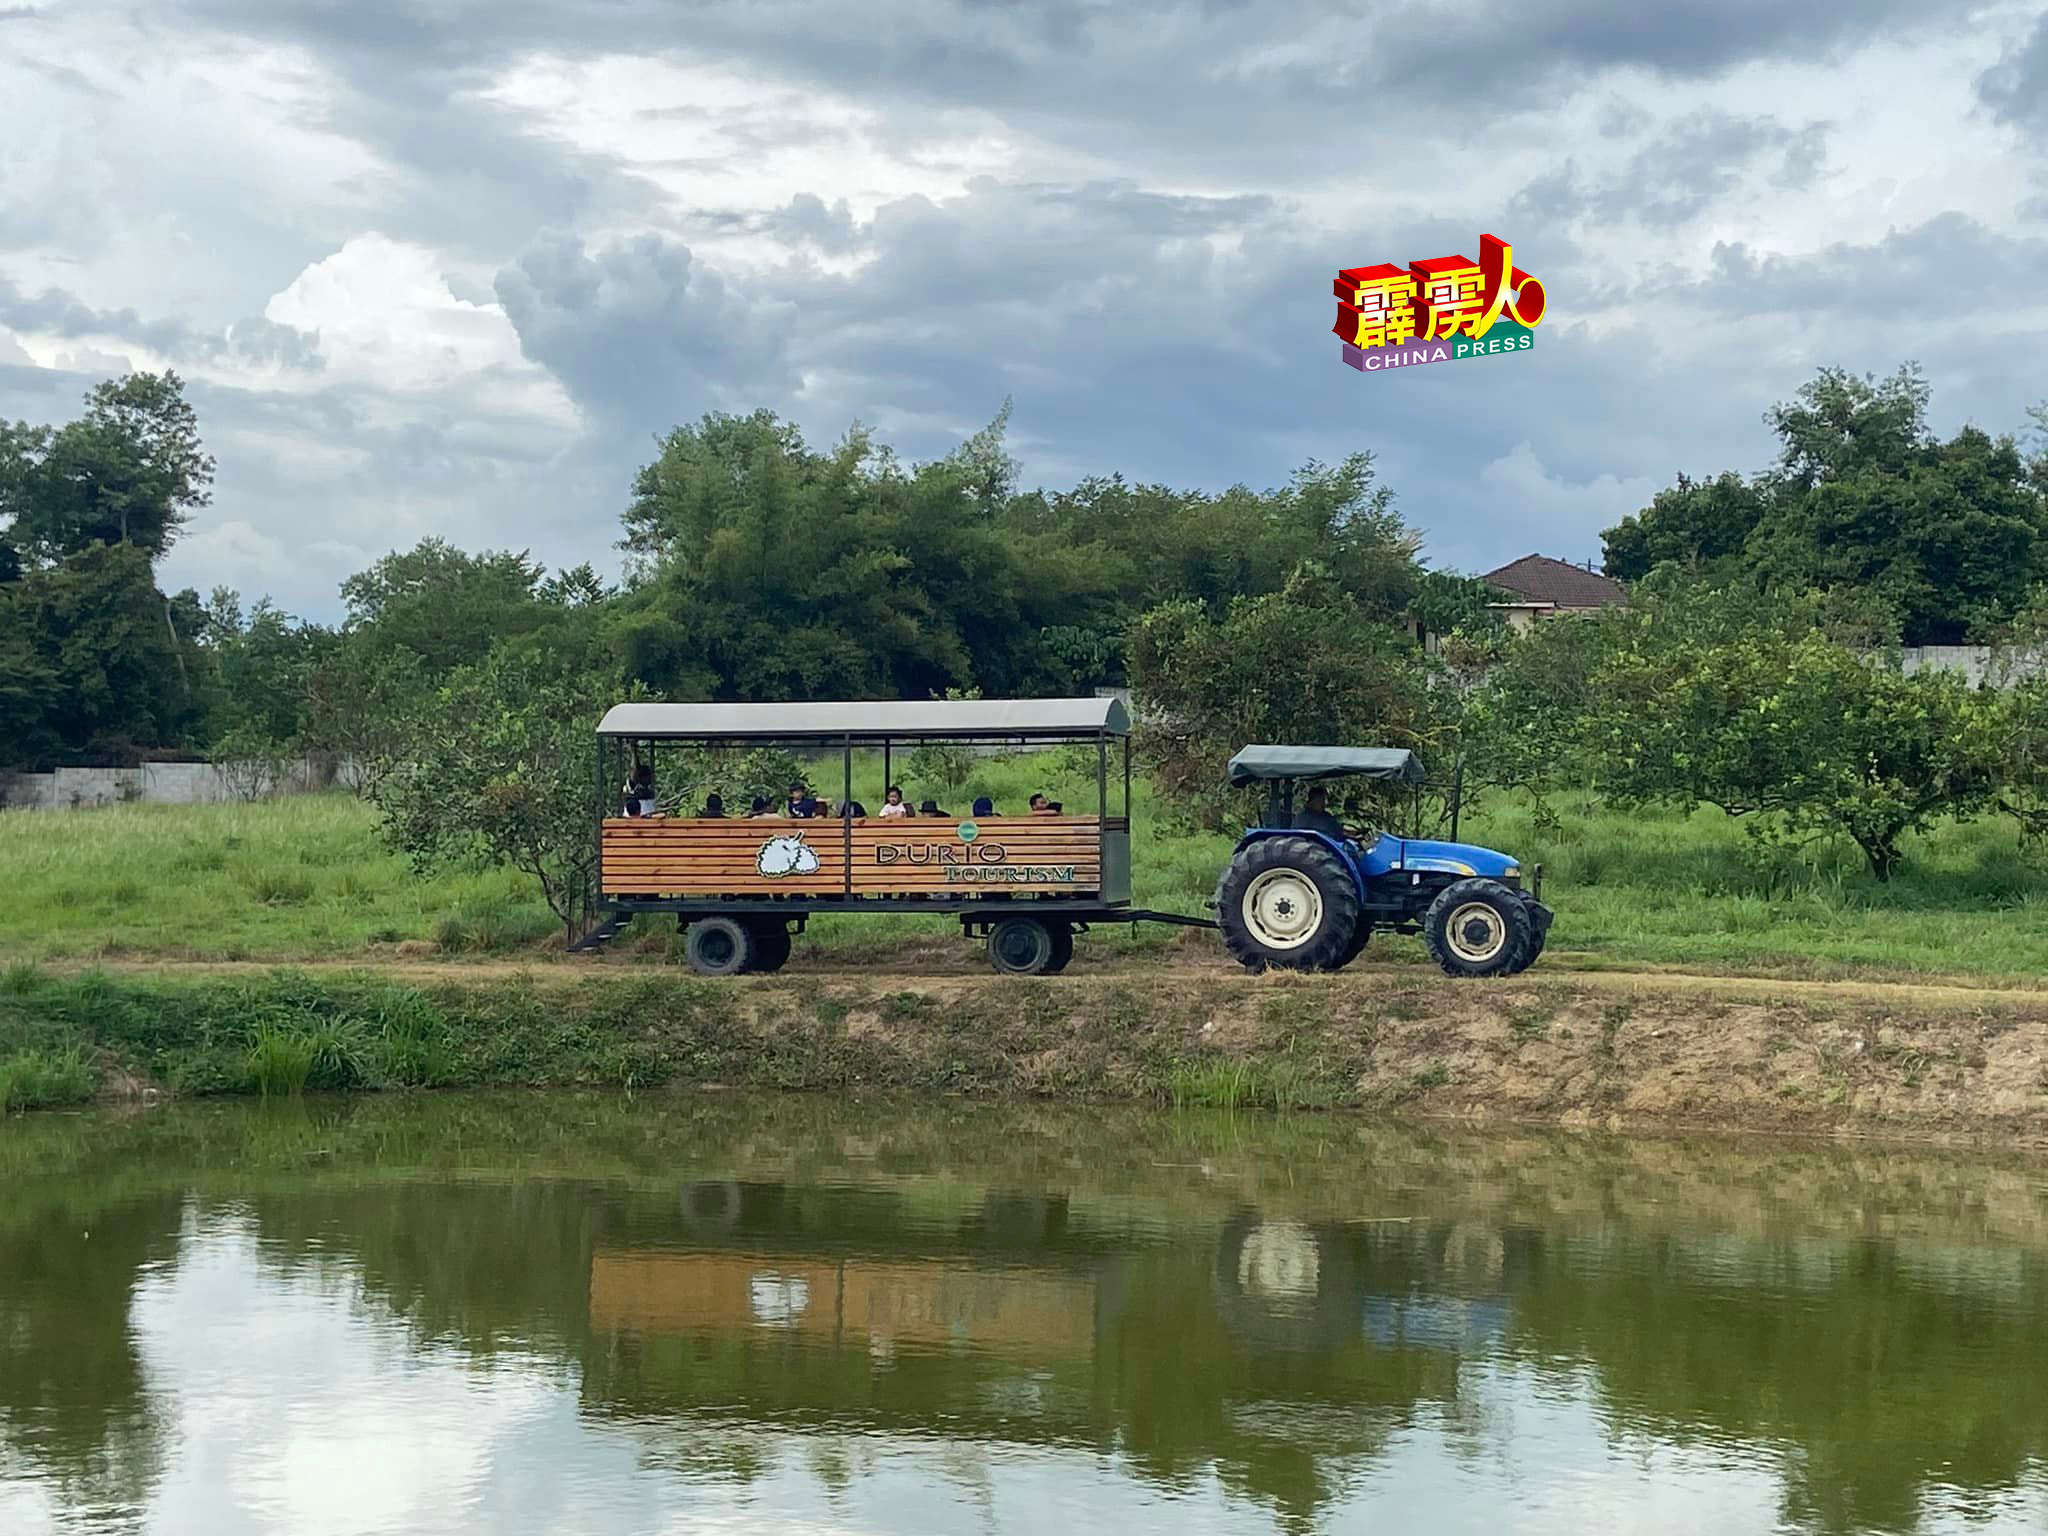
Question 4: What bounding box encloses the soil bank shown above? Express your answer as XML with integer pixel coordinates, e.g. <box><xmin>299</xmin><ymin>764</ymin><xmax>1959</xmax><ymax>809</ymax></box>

<box><xmin>5</xmin><ymin>960</ymin><xmax>2048</xmax><ymax>1141</ymax></box>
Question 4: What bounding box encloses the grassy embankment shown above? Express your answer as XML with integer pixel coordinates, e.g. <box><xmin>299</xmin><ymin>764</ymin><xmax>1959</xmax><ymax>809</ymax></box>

<box><xmin>8</xmin><ymin>753</ymin><xmax>2048</xmax><ymax>1126</ymax></box>
<box><xmin>5</xmin><ymin>958</ymin><xmax>2048</xmax><ymax>1138</ymax></box>
<box><xmin>4</xmin><ymin>751</ymin><xmax>2048</xmax><ymax>981</ymax></box>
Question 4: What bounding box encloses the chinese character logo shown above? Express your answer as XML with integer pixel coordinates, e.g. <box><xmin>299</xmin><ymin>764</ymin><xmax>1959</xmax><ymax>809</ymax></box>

<box><xmin>1334</xmin><ymin>235</ymin><xmax>1545</xmax><ymax>374</ymax></box>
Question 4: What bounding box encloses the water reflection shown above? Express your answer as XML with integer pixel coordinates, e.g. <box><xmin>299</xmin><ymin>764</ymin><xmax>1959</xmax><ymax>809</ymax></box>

<box><xmin>3</xmin><ymin>1094</ymin><xmax>2048</xmax><ymax>1534</ymax></box>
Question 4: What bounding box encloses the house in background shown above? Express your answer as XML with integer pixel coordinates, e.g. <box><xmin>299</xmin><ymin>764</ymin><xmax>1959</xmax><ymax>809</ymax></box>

<box><xmin>1481</xmin><ymin>553</ymin><xmax>1628</xmax><ymax>633</ymax></box>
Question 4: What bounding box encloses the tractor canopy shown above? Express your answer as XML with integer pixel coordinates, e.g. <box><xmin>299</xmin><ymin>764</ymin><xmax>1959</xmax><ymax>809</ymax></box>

<box><xmin>1226</xmin><ymin>745</ymin><xmax>1425</xmax><ymax>787</ymax></box>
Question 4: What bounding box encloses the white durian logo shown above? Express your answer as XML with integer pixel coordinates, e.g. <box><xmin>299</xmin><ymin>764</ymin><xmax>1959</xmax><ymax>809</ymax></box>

<box><xmin>756</xmin><ymin>832</ymin><xmax>821</xmax><ymax>877</ymax></box>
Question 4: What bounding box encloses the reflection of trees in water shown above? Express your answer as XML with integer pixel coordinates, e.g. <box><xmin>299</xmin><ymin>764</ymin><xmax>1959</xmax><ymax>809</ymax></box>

<box><xmin>229</xmin><ymin>1179</ymin><xmax>602</xmax><ymax>1359</ymax></box>
<box><xmin>0</xmin><ymin>1193</ymin><xmax>182</xmax><ymax>1522</ymax></box>
<box><xmin>1506</xmin><ymin>1230</ymin><xmax>2048</xmax><ymax>1535</ymax></box>
<box><xmin>10</xmin><ymin>1095</ymin><xmax>2048</xmax><ymax>1534</ymax></box>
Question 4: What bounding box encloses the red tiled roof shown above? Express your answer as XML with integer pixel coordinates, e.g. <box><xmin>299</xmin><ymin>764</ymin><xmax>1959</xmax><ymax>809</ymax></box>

<box><xmin>1483</xmin><ymin>554</ymin><xmax>1628</xmax><ymax>608</ymax></box>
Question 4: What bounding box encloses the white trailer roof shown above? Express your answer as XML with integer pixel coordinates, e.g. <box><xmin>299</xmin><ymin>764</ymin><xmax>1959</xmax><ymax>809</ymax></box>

<box><xmin>597</xmin><ymin>696</ymin><xmax>1130</xmax><ymax>740</ymax></box>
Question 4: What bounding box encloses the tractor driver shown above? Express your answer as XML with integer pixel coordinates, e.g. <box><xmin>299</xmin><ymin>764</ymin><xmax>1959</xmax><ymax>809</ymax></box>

<box><xmin>1294</xmin><ymin>786</ymin><xmax>1351</xmax><ymax>841</ymax></box>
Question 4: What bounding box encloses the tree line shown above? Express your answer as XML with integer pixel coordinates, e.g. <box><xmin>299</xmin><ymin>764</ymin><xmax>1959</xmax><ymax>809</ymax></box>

<box><xmin>0</xmin><ymin>379</ymin><xmax>1492</xmax><ymax>775</ymax></box>
<box><xmin>5</xmin><ymin>363</ymin><xmax>2047</xmax><ymax>915</ymax></box>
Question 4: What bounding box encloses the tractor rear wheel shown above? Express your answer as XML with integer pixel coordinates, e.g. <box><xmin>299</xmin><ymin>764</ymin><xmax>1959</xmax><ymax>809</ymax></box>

<box><xmin>1331</xmin><ymin>921</ymin><xmax>1371</xmax><ymax>971</ymax></box>
<box><xmin>1422</xmin><ymin>879</ymin><xmax>1533</xmax><ymax>978</ymax></box>
<box><xmin>1216</xmin><ymin>837</ymin><xmax>1361</xmax><ymax>973</ymax></box>
<box><xmin>1502</xmin><ymin>911</ymin><xmax>1547</xmax><ymax>975</ymax></box>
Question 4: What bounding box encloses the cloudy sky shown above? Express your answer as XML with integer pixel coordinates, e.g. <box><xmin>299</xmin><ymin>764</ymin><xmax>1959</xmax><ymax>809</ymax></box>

<box><xmin>2</xmin><ymin>0</ymin><xmax>2045</xmax><ymax>619</ymax></box>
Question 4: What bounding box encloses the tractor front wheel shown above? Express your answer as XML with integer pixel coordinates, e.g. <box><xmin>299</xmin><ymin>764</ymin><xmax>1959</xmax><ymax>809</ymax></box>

<box><xmin>1216</xmin><ymin>837</ymin><xmax>1361</xmax><ymax>973</ymax></box>
<box><xmin>1422</xmin><ymin>879</ymin><xmax>1533</xmax><ymax>978</ymax></box>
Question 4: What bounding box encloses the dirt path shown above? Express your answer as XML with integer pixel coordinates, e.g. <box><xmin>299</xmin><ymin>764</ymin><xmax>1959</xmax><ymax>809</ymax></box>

<box><xmin>27</xmin><ymin>951</ymin><xmax>2048</xmax><ymax>1014</ymax></box>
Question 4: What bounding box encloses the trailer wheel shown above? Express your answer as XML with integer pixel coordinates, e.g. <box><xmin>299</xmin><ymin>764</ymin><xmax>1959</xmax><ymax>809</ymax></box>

<box><xmin>1422</xmin><ymin>879</ymin><xmax>1532</xmax><ymax>978</ymax></box>
<box><xmin>683</xmin><ymin>915</ymin><xmax>753</xmax><ymax>977</ymax></box>
<box><xmin>745</xmin><ymin>919</ymin><xmax>792</xmax><ymax>973</ymax></box>
<box><xmin>1043</xmin><ymin>923</ymin><xmax>1075</xmax><ymax>974</ymax></box>
<box><xmin>1216</xmin><ymin>837</ymin><xmax>1361</xmax><ymax>973</ymax></box>
<box><xmin>988</xmin><ymin>916</ymin><xmax>1058</xmax><ymax>975</ymax></box>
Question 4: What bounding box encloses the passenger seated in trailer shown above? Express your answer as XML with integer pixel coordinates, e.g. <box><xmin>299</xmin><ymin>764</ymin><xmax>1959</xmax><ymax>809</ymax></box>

<box><xmin>747</xmin><ymin>795</ymin><xmax>778</xmax><ymax>817</ymax></box>
<box><xmin>838</xmin><ymin>799</ymin><xmax>868</xmax><ymax>818</ymax></box>
<box><xmin>918</xmin><ymin>799</ymin><xmax>945</xmax><ymax>817</ymax></box>
<box><xmin>1293</xmin><ymin>786</ymin><xmax>1349</xmax><ymax>840</ymax></box>
<box><xmin>787</xmin><ymin>783</ymin><xmax>825</xmax><ymax>818</ymax></box>
<box><xmin>1028</xmin><ymin>793</ymin><xmax>1054</xmax><ymax>816</ymax></box>
<box><xmin>623</xmin><ymin>761</ymin><xmax>656</xmax><ymax>817</ymax></box>
<box><xmin>700</xmin><ymin>793</ymin><xmax>726</xmax><ymax>818</ymax></box>
<box><xmin>879</xmin><ymin>785</ymin><xmax>910</xmax><ymax>818</ymax></box>
<box><xmin>972</xmin><ymin>796</ymin><xmax>995</xmax><ymax>817</ymax></box>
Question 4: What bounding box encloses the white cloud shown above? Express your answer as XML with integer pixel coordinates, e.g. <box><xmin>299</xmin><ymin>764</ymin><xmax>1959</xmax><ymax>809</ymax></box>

<box><xmin>475</xmin><ymin>51</ymin><xmax>1102</xmax><ymax>270</ymax></box>
<box><xmin>264</xmin><ymin>234</ymin><xmax>573</xmax><ymax>422</ymax></box>
<box><xmin>1477</xmin><ymin>443</ymin><xmax>1662</xmax><ymax>562</ymax></box>
<box><xmin>50</xmin><ymin>342</ymin><xmax>137</xmax><ymax>375</ymax></box>
<box><xmin>2</xmin><ymin>0</ymin><xmax>2045</xmax><ymax>618</ymax></box>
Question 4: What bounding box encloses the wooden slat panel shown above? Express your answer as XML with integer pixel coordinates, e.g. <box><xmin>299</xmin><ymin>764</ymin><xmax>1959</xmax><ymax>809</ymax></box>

<box><xmin>601</xmin><ymin>814</ymin><xmax>1103</xmax><ymax>897</ymax></box>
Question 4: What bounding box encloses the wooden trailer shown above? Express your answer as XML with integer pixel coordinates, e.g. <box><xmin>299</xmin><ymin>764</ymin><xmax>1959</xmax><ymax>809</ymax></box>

<box><xmin>586</xmin><ymin>698</ymin><xmax>1199</xmax><ymax>976</ymax></box>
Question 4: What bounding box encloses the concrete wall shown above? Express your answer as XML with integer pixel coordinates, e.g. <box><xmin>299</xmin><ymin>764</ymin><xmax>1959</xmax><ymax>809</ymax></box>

<box><xmin>1897</xmin><ymin>646</ymin><xmax>2044</xmax><ymax>687</ymax></box>
<box><xmin>2</xmin><ymin>756</ymin><xmax>361</xmax><ymax>811</ymax></box>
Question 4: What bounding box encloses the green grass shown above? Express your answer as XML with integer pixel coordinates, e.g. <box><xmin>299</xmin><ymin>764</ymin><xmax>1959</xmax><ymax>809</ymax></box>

<box><xmin>6</xmin><ymin>764</ymin><xmax>2048</xmax><ymax>982</ymax></box>
<box><xmin>0</xmin><ymin>795</ymin><xmax>554</xmax><ymax>961</ymax></box>
<box><xmin>0</xmin><ymin>1045</ymin><xmax>93</xmax><ymax>1112</ymax></box>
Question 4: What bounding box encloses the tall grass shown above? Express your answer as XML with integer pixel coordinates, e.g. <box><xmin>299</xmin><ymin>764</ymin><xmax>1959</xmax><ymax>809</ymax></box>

<box><xmin>0</xmin><ymin>795</ymin><xmax>551</xmax><ymax>961</ymax></box>
<box><xmin>247</xmin><ymin>1018</ymin><xmax>362</xmax><ymax>1096</ymax></box>
<box><xmin>0</xmin><ymin>1046</ymin><xmax>94</xmax><ymax>1112</ymax></box>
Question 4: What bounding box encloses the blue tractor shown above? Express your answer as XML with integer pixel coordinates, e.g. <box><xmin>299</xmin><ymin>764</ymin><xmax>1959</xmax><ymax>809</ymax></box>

<box><xmin>1214</xmin><ymin>745</ymin><xmax>1552</xmax><ymax>977</ymax></box>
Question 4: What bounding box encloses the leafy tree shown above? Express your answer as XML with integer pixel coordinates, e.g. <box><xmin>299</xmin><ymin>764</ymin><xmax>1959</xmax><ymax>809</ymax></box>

<box><xmin>1129</xmin><ymin>562</ymin><xmax>1433</xmax><ymax>829</ymax></box>
<box><xmin>1602</xmin><ymin>365</ymin><xmax>2048</xmax><ymax>644</ymax></box>
<box><xmin>1601</xmin><ymin>471</ymin><xmax>1768</xmax><ymax>583</ymax></box>
<box><xmin>0</xmin><ymin>542</ymin><xmax>205</xmax><ymax>767</ymax></box>
<box><xmin>1983</xmin><ymin>588</ymin><xmax>2048</xmax><ymax>850</ymax></box>
<box><xmin>210</xmin><ymin>721</ymin><xmax>295</xmax><ymax>801</ymax></box>
<box><xmin>1582</xmin><ymin>584</ymin><xmax>1993</xmax><ymax>879</ymax></box>
<box><xmin>366</xmin><ymin>649</ymin><xmax>644</xmax><ymax>944</ymax></box>
<box><xmin>1443</xmin><ymin>612</ymin><xmax>1610</xmax><ymax>825</ymax></box>
<box><xmin>1003</xmin><ymin>453</ymin><xmax>1422</xmax><ymax>623</ymax></box>
<box><xmin>1745</xmin><ymin>424</ymin><xmax>2045</xmax><ymax>646</ymax></box>
<box><xmin>621</xmin><ymin>411</ymin><xmax>1053</xmax><ymax>700</ymax></box>
<box><xmin>198</xmin><ymin>588</ymin><xmax>337</xmax><ymax>748</ymax></box>
<box><xmin>302</xmin><ymin>646</ymin><xmax>428</xmax><ymax>800</ymax></box>
<box><xmin>1764</xmin><ymin>363</ymin><xmax>1932</xmax><ymax>492</ymax></box>
<box><xmin>339</xmin><ymin>539</ymin><xmax>567</xmax><ymax>675</ymax></box>
<box><xmin>0</xmin><ymin>607</ymin><xmax>64</xmax><ymax>771</ymax></box>
<box><xmin>2</xmin><ymin>373</ymin><xmax>213</xmax><ymax>562</ymax></box>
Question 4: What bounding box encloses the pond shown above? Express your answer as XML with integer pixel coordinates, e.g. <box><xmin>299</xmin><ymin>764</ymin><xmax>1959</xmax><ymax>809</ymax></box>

<box><xmin>4</xmin><ymin>1093</ymin><xmax>2048</xmax><ymax>1535</ymax></box>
